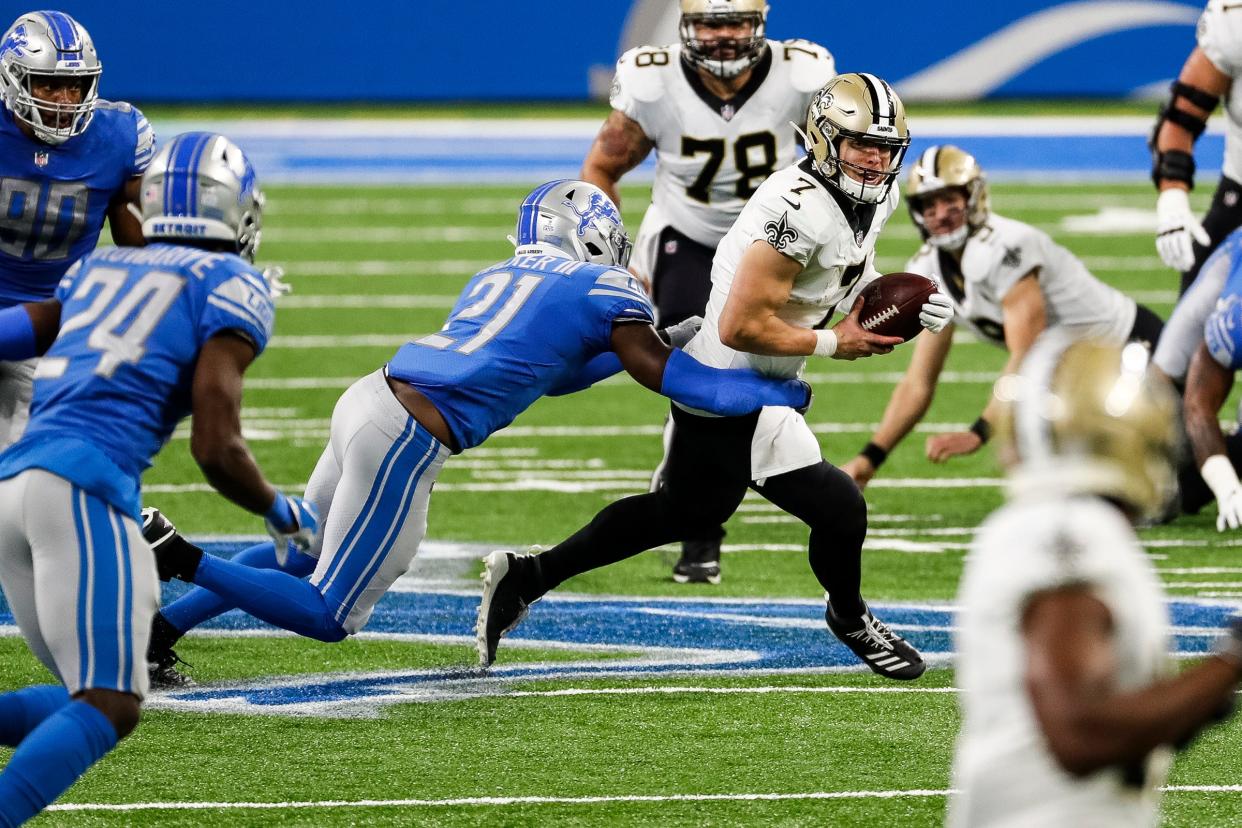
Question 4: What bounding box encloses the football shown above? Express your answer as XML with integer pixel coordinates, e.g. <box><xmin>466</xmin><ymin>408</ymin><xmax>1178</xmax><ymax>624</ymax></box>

<box><xmin>858</xmin><ymin>272</ymin><xmax>938</xmax><ymax>342</ymax></box>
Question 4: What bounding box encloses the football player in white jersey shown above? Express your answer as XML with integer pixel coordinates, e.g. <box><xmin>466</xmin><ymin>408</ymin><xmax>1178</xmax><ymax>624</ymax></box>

<box><xmin>1152</xmin><ymin>0</ymin><xmax>1242</xmax><ymax>294</ymax></box>
<box><xmin>582</xmin><ymin>0</ymin><xmax>835</xmax><ymax>583</ymax></box>
<box><xmin>951</xmin><ymin>333</ymin><xmax>1242</xmax><ymax>827</ymax></box>
<box><xmin>843</xmin><ymin>146</ymin><xmax>1164</xmax><ymax>487</ymax></box>
<box><xmin>480</xmin><ymin>75</ymin><xmax>954</xmax><ymax>681</ymax></box>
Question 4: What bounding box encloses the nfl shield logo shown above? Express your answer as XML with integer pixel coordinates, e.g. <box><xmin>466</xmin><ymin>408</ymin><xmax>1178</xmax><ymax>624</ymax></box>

<box><xmin>855</xmin><ymin>229</ymin><xmax>865</xmax><ymax>246</ymax></box>
<box><xmin>720</xmin><ymin>103</ymin><xmax>735</xmax><ymax>122</ymax></box>
<box><xmin>33</xmin><ymin>151</ymin><xmax>48</xmax><ymax>167</ymax></box>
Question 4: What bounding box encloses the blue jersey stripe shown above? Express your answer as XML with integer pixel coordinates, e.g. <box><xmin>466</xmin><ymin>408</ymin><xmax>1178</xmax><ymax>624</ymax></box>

<box><xmin>333</xmin><ymin>433</ymin><xmax>439</xmax><ymax>623</ymax></box>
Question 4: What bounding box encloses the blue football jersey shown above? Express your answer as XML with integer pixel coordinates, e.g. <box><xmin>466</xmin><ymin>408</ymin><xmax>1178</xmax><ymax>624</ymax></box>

<box><xmin>0</xmin><ymin>243</ymin><xmax>275</xmax><ymax>516</ymax></box>
<box><xmin>387</xmin><ymin>250</ymin><xmax>654</xmax><ymax>450</ymax></box>
<box><xmin>0</xmin><ymin>100</ymin><xmax>155</xmax><ymax>306</ymax></box>
<box><xmin>1204</xmin><ymin>229</ymin><xmax>1242</xmax><ymax>371</ymax></box>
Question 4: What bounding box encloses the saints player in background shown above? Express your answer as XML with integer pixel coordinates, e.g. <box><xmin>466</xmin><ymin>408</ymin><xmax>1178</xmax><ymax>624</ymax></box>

<box><xmin>1151</xmin><ymin>0</ymin><xmax>1242</xmax><ymax>295</ymax></box>
<box><xmin>0</xmin><ymin>133</ymin><xmax>313</xmax><ymax>825</ymax></box>
<box><xmin>843</xmin><ymin>145</ymin><xmax>1164</xmax><ymax>487</ymax></box>
<box><xmin>583</xmin><ymin>0</ymin><xmax>834</xmax><ymax>584</ymax></box>
<box><xmin>480</xmin><ymin>75</ymin><xmax>953</xmax><ymax>680</ymax></box>
<box><xmin>0</xmin><ymin>10</ymin><xmax>152</xmax><ymax>450</ymax></box>
<box><xmin>951</xmin><ymin>333</ymin><xmax>1242</xmax><ymax>827</ymax></box>
<box><xmin>139</xmin><ymin>180</ymin><xmax>810</xmax><ymax>675</ymax></box>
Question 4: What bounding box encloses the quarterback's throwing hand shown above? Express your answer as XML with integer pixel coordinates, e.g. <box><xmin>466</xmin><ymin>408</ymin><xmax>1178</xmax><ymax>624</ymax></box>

<box><xmin>831</xmin><ymin>296</ymin><xmax>905</xmax><ymax>360</ymax></box>
<box><xmin>1156</xmin><ymin>188</ymin><xmax>1210</xmax><ymax>272</ymax></box>
<box><xmin>919</xmin><ymin>292</ymin><xmax>953</xmax><ymax>334</ymax></box>
<box><xmin>265</xmin><ymin>492</ymin><xmax>320</xmax><ymax>565</ymax></box>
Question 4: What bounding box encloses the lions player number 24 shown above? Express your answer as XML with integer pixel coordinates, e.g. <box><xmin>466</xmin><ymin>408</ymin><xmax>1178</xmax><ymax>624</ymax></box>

<box><xmin>415</xmin><ymin>271</ymin><xmax>543</xmax><ymax>355</ymax></box>
<box><xmin>54</xmin><ymin>266</ymin><xmax>184</xmax><ymax>378</ymax></box>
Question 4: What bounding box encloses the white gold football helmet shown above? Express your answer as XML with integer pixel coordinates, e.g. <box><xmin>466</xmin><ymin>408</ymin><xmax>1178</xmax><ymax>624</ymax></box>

<box><xmin>513</xmin><ymin>180</ymin><xmax>632</xmax><ymax>268</ymax></box>
<box><xmin>803</xmin><ymin>73</ymin><xmax>910</xmax><ymax>205</ymax></box>
<box><xmin>0</xmin><ymin>11</ymin><xmax>100</xmax><ymax>145</ymax></box>
<box><xmin>679</xmin><ymin>0</ymin><xmax>768</xmax><ymax>79</ymax></box>
<box><xmin>906</xmin><ymin>145</ymin><xmax>990</xmax><ymax>250</ymax></box>
<box><xmin>140</xmin><ymin>132</ymin><xmax>265</xmax><ymax>263</ymax></box>
<box><xmin>993</xmin><ymin>333</ymin><xmax>1181</xmax><ymax>522</ymax></box>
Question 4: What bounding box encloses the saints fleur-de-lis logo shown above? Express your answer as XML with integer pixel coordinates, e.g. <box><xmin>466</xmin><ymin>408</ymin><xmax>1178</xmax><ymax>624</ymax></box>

<box><xmin>764</xmin><ymin>211</ymin><xmax>798</xmax><ymax>251</ymax></box>
<box><xmin>1002</xmin><ymin>245</ymin><xmax>1022</xmax><ymax>268</ymax></box>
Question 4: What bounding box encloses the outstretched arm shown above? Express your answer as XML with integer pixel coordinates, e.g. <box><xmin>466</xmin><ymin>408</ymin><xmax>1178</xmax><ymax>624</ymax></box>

<box><xmin>0</xmin><ymin>299</ymin><xmax>62</xmax><ymax>360</ymax></box>
<box><xmin>1184</xmin><ymin>341</ymin><xmax>1242</xmax><ymax>530</ymax></box>
<box><xmin>610</xmin><ymin>322</ymin><xmax>809</xmax><ymax>415</ymax></box>
<box><xmin>580</xmin><ymin>110</ymin><xmax>653</xmax><ymax>209</ymax></box>
<box><xmin>843</xmin><ymin>324</ymin><xmax>954</xmax><ymax>488</ymax></box>
<box><xmin>1024</xmin><ymin>586</ymin><xmax>1240</xmax><ymax>776</ymax></box>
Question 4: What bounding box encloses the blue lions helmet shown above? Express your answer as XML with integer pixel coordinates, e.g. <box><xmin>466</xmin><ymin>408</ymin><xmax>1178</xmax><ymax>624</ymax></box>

<box><xmin>140</xmin><ymin>132</ymin><xmax>265</xmax><ymax>263</ymax></box>
<box><xmin>514</xmin><ymin>180</ymin><xmax>632</xmax><ymax>268</ymax></box>
<box><xmin>0</xmin><ymin>11</ymin><xmax>102</xmax><ymax>145</ymax></box>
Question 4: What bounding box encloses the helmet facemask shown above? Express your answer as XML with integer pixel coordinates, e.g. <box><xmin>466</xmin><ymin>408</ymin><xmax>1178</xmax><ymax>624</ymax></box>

<box><xmin>0</xmin><ymin>13</ymin><xmax>102</xmax><ymax>146</ymax></box>
<box><xmin>679</xmin><ymin>1</ymin><xmax>767</xmax><ymax>79</ymax></box>
<box><xmin>804</xmin><ymin>74</ymin><xmax>911</xmax><ymax>205</ymax></box>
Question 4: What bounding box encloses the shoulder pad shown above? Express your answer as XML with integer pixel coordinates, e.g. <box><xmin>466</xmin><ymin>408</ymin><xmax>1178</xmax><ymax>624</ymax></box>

<box><xmin>777</xmin><ymin>39</ymin><xmax>837</xmax><ymax>94</ymax></box>
<box><xmin>93</xmin><ymin>99</ymin><xmax>133</xmax><ymax>114</ymax></box>
<box><xmin>614</xmin><ymin>44</ymin><xmax>678</xmax><ymax>104</ymax></box>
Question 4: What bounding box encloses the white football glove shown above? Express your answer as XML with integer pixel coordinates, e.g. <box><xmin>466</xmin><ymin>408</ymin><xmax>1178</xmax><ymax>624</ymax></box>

<box><xmin>1156</xmin><ymin>188</ymin><xmax>1210</xmax><ymax>272</ymax></box>
<box><xmin>659</xmin><ymin>315</ymin><xmax>703</xmax><ymax>350</ymax></box>
<box><xmin>264</xmin><ymin>492</ymin><xmax>320</xmax><ymax>565</ymax></box>
<box><xmin>261</xmin><ymin>265</ymin><xmax>292</xmax><ymax>299</ymax></box>
<box><xmin>919</xmin><ymin>292</ymin><xmax>954</xmax><ymax>334</ymax></box>
<box><xmin>1202</xmin><ymin>455</ymin><xmax>1242</xmax><ymax>532</ymax></box>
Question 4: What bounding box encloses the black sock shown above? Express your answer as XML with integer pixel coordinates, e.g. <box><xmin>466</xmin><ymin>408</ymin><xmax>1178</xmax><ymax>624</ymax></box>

<box><xmin>147</xmin><ymin>612</ymin><xmax>183</xmax><ymax>656</ymax></box>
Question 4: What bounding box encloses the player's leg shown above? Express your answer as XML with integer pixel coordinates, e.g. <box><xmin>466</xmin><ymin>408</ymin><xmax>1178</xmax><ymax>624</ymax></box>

<box><xmin>754</xmin><ymin>459</ymin><xmax>925</xmax><ymax>680</ymax></box>
<box><xmin>0</xmin><ymin>472</ymin><xmax>157</xmax><ymax>824</ymax></box>
<box><xmin>478</xmin><ymin>406</ymin><xmax>758</xmax><ymax>666</ymax></box>
<box><xmin>1127</xmin><ymin>303</ymin><xmax>1165</xmax><ymax>351</ymax></box>
<box><xmin>146</xmin><ymin>441</ymin><xmax>341</xmax><ymax>683</ymax></box>
<box><xmin>648</xmin><ymin>227</ymin><xmax>729</xmax><ymax>584</ymax></box>
<box><xmin>0</xmin><ymin>358</ymin><xmax>36</xmax><ymax>451</ymax></box>
<box><xmin>1179</xmin><ymin>175</ymin><xmax>1242</xmax><ymax>295</ymax></box>
<box><xmin>0</xmin><ymin>475</ymin><xmax>70</xmax><ymax>746</ymax></box>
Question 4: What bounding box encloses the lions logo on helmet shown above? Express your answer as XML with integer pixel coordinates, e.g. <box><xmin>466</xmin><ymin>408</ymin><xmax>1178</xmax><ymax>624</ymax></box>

<box><xmin>679</xmin><ymin>0</ymin><xmax>768</xmax><ymax>79</ymax></box>
<box><xmin>803</xmin><ymin>73</ymin><xmax>910</xmax><ymax>205</ymax></box>
<box><xmin>140</xmin><ymin>132</ymin><xmax>265</xmax><ymax>263</ymax></box>
<box><xmin>906</xmin><ymin>145</ymin><xmax>991</xmax><ymax>250</ymax></box>
<box><xmin>514</xmin><ymin>180</ymin><xmax>632</xmax><ymax>268</ymax></box>
<box><xmin>0</xmin><ymin>11</ymin><xmax>101</xmax><ymax>145</ymax></box>
<box><xmin>992</xmin><ymin>333</ymin><xmax>1181</xmax><ymax>522</ymax></box>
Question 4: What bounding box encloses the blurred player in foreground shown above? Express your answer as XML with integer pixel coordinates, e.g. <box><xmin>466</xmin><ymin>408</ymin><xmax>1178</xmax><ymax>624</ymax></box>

<box><xmin>950</xmin><ymin>333</ymin><xmax>1242</xmax><ymax>826</ymax></box>
<box><xmin>583</xmin><ymin>0</ymin><xmax>835</xmax><ymax>583</ymax></box>
<box><xmin>0</xmin><ymin>10</ymin><xmax>154</xmax><ymax>450</ymax></box>
<box><xmin>140</xmin><ymin>180</ymin><xmax>809</xmax><ymax>681</ymax></box>
<box><xmin>843</xmin><ymin>145</ymin><xmax>1163</xmax><ymax>488</ymax></box>
<box><xmin>0</xmin><ymin>133</ymin><xmax>309</xmax><ymax>825</ymax></box>
<box><xmin>1150</xmin><ymin>0</ymin><xmax>1242</xmax><ymax>294</ymax></box>
<box><xmin>478</xmin><ymin>75</ymin><xmax>953</xmax><ymax>681</ymax></box>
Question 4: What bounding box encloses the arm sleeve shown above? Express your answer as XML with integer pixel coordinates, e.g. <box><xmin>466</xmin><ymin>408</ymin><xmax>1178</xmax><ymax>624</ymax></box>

<box><xmin>0</xmin><ymin>304</ymin><xmax>37</xmax><ymax>361</ymax></box>
<box><xmin>127</xmin><ymin>105</ymin><xmax>156</xmax><ymax>178</ymax></box>
<box><xmin>199</xmin><ymin>263</ymin><xmax>275</xmax><ymax>354</ymax></box>
<box><xmin>660</xmin><ymin>348</ymin><xmax>809</xmax><ymax>415</ymax></box>
<box><xmin>546</xmin><ymin>351</ymin><xmax>624</xmax><ymax>396</ymax></box>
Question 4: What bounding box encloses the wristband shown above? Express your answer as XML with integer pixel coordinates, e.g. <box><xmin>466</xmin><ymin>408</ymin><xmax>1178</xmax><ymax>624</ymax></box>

<box><xmin>861</xmin><ymin>442</ymin><xmax>888</xmax><ymax>468</ymax></box>
<box><xmin>1202</xmin><ymin>454</ymin><xmax>1241</xmax><ymax>502</ymax></box>
<box><xmin>969</xmin><ymin>417</ymin><xmax>992</xmax><ymax>444</ymax></box>
<box><xmin>264</xmin><ymin>491</ymin><xmax>295</xmax><ymax>528</ymax></box>
<box><xmin>813</xmin><ymin>329</ymin><xmax>837</xmax><ymax>358</ymax></box>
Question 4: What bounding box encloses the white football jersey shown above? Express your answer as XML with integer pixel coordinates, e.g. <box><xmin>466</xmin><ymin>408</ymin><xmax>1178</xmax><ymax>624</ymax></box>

<box><xmin>906</xmin><ymin>214</ymin><xmax>1136</xmax><ymax>348</ymax></box>
<box><xmin>950</xmin><ymin>496</ymin><xmax>1172</xmax><ymax>828</ymax></box>
<box><xmin>611</xmin><ymin>39</ymin><xmax>835</xmax><ymax>256</ymax></box>
<box><xmin>1200</xmin><ymin>0</ymin><xmax>1242</xmax><ymax>182</ymax></box>
<box><xmin>685</xmin><ymin>159</ymin><xmax>898</xmax><ymax>380</ymax></box>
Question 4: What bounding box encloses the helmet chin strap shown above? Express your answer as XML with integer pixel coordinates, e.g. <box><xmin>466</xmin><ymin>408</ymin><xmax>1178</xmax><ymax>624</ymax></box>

<box><xmin>927</xmin><ymin>225</ymin><xmax>969</xmax><ymax>250</ymax></box>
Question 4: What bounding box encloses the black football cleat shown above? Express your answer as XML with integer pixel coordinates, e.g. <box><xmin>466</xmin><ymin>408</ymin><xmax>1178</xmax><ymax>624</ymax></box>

<box><xmin>826</xmin><ymin>601</ymin><xmax>926</xmax><ymax>681</ymax></box>
<box><xmin>148</xmin><ymin>646</ymin><xmax>195</xmax><ymax>690</ymax></box>
<box><xmin>476</xmin><ymin>550</ymin><xmax>543</xmax><ymax>668</ymax></box>
<box><xmin>140</xmin><ymin>507</ymin><xmax>202</xmax><ymax>582</ymax></box>
<box><xmin>672</xmin><ymin>538</ymin><xmax>722</xmax><ymax>585</ymax></box>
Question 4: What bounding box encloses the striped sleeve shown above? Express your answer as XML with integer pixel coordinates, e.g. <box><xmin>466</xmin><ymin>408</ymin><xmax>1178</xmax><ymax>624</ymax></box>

<box><xmin>128</xmin><ymin>106</ymin><xmax>156</xmax><ymax>177</ymax></box>
<box><xmin>199</xmin><ymin>262</ymin><xmax>275</xmax><ymax>354</ymax></box>
<box><xmin>587</xmin><ymin>268</ymin><xmax>656</xmax><ymax>327</ymax></box>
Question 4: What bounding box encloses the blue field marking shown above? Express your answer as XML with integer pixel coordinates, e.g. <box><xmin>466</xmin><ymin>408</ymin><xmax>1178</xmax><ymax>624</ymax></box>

<box><xmin>148</xmin><ymin>119</ymin><xmax>1226</xmax><ymax>185</ymax></box>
